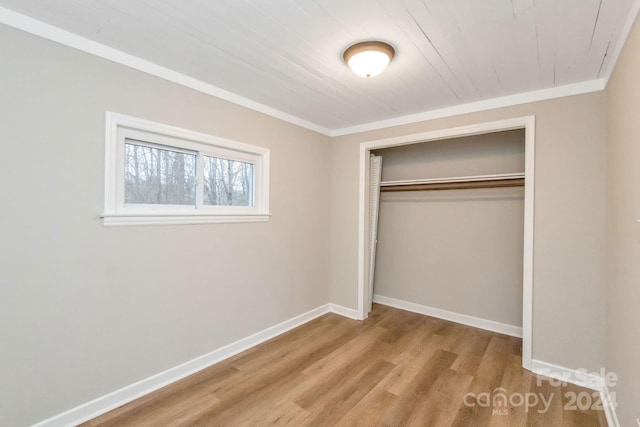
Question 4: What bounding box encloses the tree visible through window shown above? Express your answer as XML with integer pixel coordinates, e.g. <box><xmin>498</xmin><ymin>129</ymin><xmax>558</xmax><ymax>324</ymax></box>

<box><xmin>203</xmin><ymin>156</ymin><xmax>254</xmax><ymax>206</ymax></box>
<box><xmin>124</xmin><ymin>142</ymin><xmax>197</xmax><ymax>205</ymax></box>
<box><xmin>103</xmin><ymin>112</ymin><xmax>269</xmax><ymax>225</ymax></box>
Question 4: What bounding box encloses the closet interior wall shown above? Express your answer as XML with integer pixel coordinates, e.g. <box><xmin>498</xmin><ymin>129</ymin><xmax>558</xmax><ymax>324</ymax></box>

<box><xmin>372</xmin><ymin>130</ymin><xmax>525</xmax><ymax>328</ymax></box>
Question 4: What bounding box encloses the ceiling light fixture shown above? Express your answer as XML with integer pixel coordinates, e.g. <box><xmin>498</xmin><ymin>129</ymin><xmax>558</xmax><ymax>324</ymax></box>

<box><xmin>343</xmin><ymin>41</ymin><xmax>395</xmax><ymax>78</ymax></box>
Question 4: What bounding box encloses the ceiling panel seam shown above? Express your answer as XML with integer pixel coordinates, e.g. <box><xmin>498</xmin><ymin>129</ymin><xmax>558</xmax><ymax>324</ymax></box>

<box><xmin>1</xmin><ymin>2</ymin><xmax>639</xmax><ymax>138</ymax></box>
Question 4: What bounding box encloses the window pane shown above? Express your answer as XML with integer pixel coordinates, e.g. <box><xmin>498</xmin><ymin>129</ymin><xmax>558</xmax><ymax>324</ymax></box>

<box><xmin>203</xmin><ymin>156</ymin><xmax>254</xmax><ymax>206</ymax></box>
<box><xmin>125</xmin><ymin>142</ymin><xmax>197</xmax><ymax>205</ymax></box>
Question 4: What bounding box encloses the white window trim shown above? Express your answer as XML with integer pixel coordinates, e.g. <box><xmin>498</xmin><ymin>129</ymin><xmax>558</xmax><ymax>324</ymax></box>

<box><xmin>102</xmin><ymin>112</ymin><xmax>270</xmax><ymax>226</ymax></box>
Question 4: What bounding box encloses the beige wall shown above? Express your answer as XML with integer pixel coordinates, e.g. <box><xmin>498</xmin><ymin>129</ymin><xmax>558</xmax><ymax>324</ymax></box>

<box><xmin>377</xmin><ymin>130</ymin><xmax>526</xmax><ymax>181</ymax></box>
<box><xmin>372</xmin><ymin>131</ymin><xmax>525</xmax><ymax>326</ymax></box>
<box><xmin>330</xmin><ymin>92</ymin><xmax>608</xmax><ymax>373</ymax></box>
<box><xmin>3</xmin><ymin>12</ymin><xmax>631</xmax><ymax>426</ymax></box>
<box><xmin>0</xmin><ymin>25</ymin><xmax>331</xmax><ymax>427</ymax></box>
<box><xmin>606</xmin><ymin>13</ymin><xmax>640</xmax><ymax>427</ymax></box>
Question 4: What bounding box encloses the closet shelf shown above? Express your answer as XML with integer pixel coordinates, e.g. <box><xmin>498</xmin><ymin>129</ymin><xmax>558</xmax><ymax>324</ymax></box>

<box><xmin>380</xmin><ymin>173</ymin><xmax>525</xmax><ymax>192</ymax></box>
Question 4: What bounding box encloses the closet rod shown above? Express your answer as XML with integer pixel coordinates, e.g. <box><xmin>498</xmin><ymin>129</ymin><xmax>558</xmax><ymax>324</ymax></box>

<box><xmin>380</xmin><ymin>173</ymin><xmax>525</xmax><ymax>192</ymax></box>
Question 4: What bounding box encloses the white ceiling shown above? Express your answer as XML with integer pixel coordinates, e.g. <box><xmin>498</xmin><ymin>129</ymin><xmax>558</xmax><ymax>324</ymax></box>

<box><xmin>0</xmin><ymin>0</ymin><xmax>638</xmax><ymax>135</ymax></box>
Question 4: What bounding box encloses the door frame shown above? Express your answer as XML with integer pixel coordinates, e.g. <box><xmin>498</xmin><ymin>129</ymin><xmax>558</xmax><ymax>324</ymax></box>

<box><xmin>356</xmin><ymin>115</ymin><xmax>535</xmax><ymax>370</ymax></box>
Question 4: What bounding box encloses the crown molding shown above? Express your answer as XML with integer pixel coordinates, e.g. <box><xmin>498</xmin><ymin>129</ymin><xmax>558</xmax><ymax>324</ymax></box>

<box><xmin>329</xmin><ymin>79</ymin><xmax>607</xmax><ymax>136</ymax></box>
<box><xmin>600</xmin><ymin>0</ymin><xmax>640</xmax><ymax>86</ymax></box>
<box><xmin>2</xmin><ymin>3</ymin><xmax>640</xmax><ymax>138</ymax></box>
<box><xmin>0</xmin><ymin>6</ymin><xmax>332</xmax><ymax>136</ymax></box>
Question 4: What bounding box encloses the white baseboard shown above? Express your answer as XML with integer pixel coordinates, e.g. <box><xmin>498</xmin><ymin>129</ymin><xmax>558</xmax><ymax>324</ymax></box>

<box><xmin>373</xmin><ymin>294</ymin><xmax>522</xmax><ymax>338</ymax></box>
<box><xmin>328</xmin><ymin>303</ymin><xmax>361</xmax><ymax>320</ymax></box>
<box><xmin>531</xmin><ymin>359</ymin><xmax>619</xmax><ymax>427</ymax></box>
<box><xmin>530</xmin><ymin>359</ymin><xmax>605</xmax><ymax>390</ymax></box>
<box><xmin>27</xmin><ymin>299</ymin><xmax>621</xmax><ymax>427</ymax></box>
<box><xmin>601</xmin><ymin>383</ymin><xmax>620</xmax><ymax>427</ymax></box>
<box><xmin>32</xmin><ymin>304</ymin><xmax>332</xmax><ymax>427</ymax></box>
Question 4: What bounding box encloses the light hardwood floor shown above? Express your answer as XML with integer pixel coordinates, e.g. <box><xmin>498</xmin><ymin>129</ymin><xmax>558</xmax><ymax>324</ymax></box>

<box><xmin>83</xmin><ymin>304</ymin><xmax>607</xmax><ymax>426</ymax></box>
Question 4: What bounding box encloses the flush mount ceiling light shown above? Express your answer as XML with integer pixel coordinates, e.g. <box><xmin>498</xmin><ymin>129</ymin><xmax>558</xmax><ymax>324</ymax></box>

<box><xmin>343</xmin><ymin>41</ymin><xmax>395</xmax><ymax>78</ymax></box>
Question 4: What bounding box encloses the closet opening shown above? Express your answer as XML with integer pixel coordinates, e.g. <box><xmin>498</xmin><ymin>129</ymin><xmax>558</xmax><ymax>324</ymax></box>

<box><xmin>357</xmin><ymin>116</ymin><xmax>535</xmax><ymax>371</ymax></box>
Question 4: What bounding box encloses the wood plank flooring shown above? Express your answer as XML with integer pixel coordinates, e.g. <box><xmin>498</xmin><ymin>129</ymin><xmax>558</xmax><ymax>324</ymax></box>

<box><xmin>82</xmin><ymin>304</ymin><xmax>608</xmax><ymax>427</ymax></box>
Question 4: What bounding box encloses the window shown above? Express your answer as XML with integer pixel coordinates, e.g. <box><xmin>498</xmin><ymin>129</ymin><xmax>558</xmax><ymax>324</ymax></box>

<box><xmin>102</xmin><ymin>112</ymin><xmax>270</xmax><ymax>225</ymax></box>
<box><xmin>202</xmin><ymin>156</ymin><xmax>254</xmax><ymax>207</ymax></box>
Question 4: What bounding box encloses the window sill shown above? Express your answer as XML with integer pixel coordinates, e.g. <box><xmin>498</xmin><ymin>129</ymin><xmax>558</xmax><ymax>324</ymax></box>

<box><xmin>101</xmin><ymin>212</ymin><xmax>271</xmax><ymax>226</ymax></box>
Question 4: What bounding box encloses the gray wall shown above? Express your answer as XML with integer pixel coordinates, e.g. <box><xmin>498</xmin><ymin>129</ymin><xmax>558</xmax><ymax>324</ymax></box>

<box><xmin>0</xmin><ymin>25</ymin><xmax>331</xmax><ymax>427</ymax></box>
<box><xmin>372</xmin><ymin>131</ymin><xmax>525</xmax><ymax>327</ymax></box>
<box><xmin>606</xmin><ymin>13</ymin><xmax>640</xmax><ymax>427</ymax></box>
<box><xmin>330</xmin><ymin>92</ymin><xmax>608</xmax><ymax>374</ymax></box>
